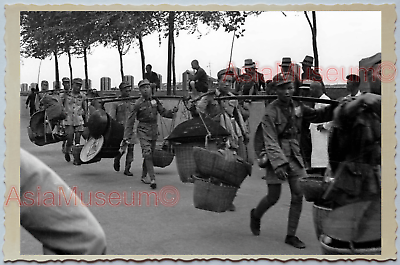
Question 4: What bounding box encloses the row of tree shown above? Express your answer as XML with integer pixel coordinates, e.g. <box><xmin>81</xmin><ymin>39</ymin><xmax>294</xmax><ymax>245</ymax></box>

<box><xmin>20</xmin><ymin>11</ymin><xmax>261</xmax><ymax>94</ymax></box>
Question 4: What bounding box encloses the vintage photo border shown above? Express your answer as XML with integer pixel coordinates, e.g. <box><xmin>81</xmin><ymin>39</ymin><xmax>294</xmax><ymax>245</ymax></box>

<box><xmin>3</xmin><ymin>3</ymin><xmax>396</xmax><ymax>261</ymax></box>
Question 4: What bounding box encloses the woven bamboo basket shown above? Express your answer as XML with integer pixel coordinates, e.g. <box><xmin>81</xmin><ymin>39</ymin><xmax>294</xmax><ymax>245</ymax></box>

<box><xmin>153</xmin><ymin>143</ymin><xmax>174</xmax><ymax>168</ymax></box>
<box><xmin>173</xmin><ymin>141</ymin><xmax>218</xmax><ymax>183</ymax></box>
<box><xmin>193</xmin><ymin>147</ymin><xmax>251</xmax><ymax>188</ymax></box>
<box><xmin>173</xmin><ymin>142</ymin><xmax>205</xmax><ymax>183</ymax></box>
<box><xmin>299</xmin><ymin>176</ymin><xmax>327</xmax><ymax>202</ymax></box>
<box><xmin>192</xmin><ymin>176</ymin><xmax>238</xmax><ymax>212</ymax></box>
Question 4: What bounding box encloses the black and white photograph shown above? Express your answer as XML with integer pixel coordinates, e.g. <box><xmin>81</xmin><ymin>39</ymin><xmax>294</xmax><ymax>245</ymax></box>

<box><xmin>2</xmin><ymin>3</ymin><xmax>396</xmax><ymax>261</ymax></box>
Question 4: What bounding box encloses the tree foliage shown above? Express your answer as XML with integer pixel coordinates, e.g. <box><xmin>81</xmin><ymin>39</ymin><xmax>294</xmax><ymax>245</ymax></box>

<box><xmin>20</xmin><ymin>11</ymin><xmax>261</xmax><ymax>91</ymax></box>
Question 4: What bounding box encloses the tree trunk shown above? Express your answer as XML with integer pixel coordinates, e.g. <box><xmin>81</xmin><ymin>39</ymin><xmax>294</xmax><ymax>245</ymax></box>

<box><xmin>304</xmin><ymin>11</ymin><xmax>319</xmax><ymax>73</ymax></box>
<box><xmin>68</xmin><ymin>49</ymin><xmax>73</xmax><ymax>81</ymax></box>
<box><xmin>138</xmin><ymin>33</ymin><xmax>146</xmax><ymax>79</ymax></box>
<box><xmin>312</xmin><ymin>11</ymin><xmax>319</xmax><ymax>71</ymax></box>
<box><xmin>117</xmin><ymin>39</ymin><xmax>124</xmax><ymax>81</ymax></box>
<box><xmin>83</xmin><ymin>46</ymin><xmax>89</xmax><ymax>89</ymax></box>
<box><xmin>54</xmin><ymin>50</ymin><xmax>60</xmax><ymax>89</ymax></box>
<box><xmin>166</xmin><ymin>11</ymin><xmax>175</xmax><ymax>95</ymax></box>
<box><xmin>172</xmin><ymin>32</ymin><xmax>176</xmax><ymax>95</ymax></box>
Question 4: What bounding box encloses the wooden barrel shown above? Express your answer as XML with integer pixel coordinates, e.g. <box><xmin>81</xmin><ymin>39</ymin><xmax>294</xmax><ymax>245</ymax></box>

<box><xmin>27</xmin><ymin>110</ymin><xmax>66</xmax><ymax>146</ymax></box>
<box><xmin>312</xmin><ymin>204</ymin><xmax>332</xmax><ymax>240</ymax></box>
<box><xmin>97</xmin><ymin>113</ymin><xmax>124</xmax><ymax>158</ymax></box>
<box><xmin>319</xmin><ymin>199</ymin><xmax>381</xmax><ymax>254</ymax></box>
<box><xmin>319</xmin><ymin>235</ymin><xmax>381</xmax><ymax>255</ymax></box>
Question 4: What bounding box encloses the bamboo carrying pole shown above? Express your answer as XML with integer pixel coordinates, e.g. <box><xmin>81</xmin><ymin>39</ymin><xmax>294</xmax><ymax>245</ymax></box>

<box><xmin>86</xmin><ymin>94</ymin><xmax>339</xmax><ymax>105</ymax></box>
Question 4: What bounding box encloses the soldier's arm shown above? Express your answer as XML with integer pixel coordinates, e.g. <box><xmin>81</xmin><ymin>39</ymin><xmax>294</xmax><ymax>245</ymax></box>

<box><xmin>123</xmin><ymin>103</ymin><xmax>138</xmax><ymax>143</ymax></box>
<box><xmin>157</xmin><ymin>99</ymin><xmax>176</xmax><ymax>119</ymax></box>
<box><xmin>82</xmin><ymin>95</ymin><xmax>89</xmax><ymax>122</ymax></box>
<box><xmin>303</xmin><ymin>102</ymin><xmax>335</xmax><ymax>124</ymax></box>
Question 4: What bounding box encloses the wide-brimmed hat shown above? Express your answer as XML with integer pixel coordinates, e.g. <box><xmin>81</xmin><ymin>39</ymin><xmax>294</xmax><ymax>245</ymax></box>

<box><xmin>119</xmin><ymin>81</ymin><xmax>132</xmax><ymax>90</ymax></box>
<box><xmin>72</xmin><ymin>78</ymin><xmax>83</xmax><ymax>85</ymax></box>
<box><xmin>62</xmin><ymin>77</ymin><xmax>70</xmax><ymax>83</ymax></box>
<box><xmin>280</xmin><ymin>57</ymin><xmax>292</xmax><ymax>67</ymax></box>
<box><xmin>243</xmin><ymin>59</ymin><xmax>256</xmax><ymax>68</ymax></box>
<box><xmin>301</xmin><ymin>55</ymin><xmax>314</xmax><ymax>66</ymax></box>
<box><xmin>138</xmin><ymin>79</ymin><xmax>151</xmax><ymax>88</ymax></box>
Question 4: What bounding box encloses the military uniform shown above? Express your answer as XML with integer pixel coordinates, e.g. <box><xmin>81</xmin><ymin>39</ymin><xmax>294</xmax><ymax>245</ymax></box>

<box><xmin>251</xmin><ymin>95</ymin><xmax>334</xmax><ymax>248</ymax></box>
<box><xmin>63</xmin><ymin>91</ymin><xmax>87</xmax><ymax>154</ymax></box>
<box><xmin>124</xmin><ymin>96</ymin><xmax>175</xmax><ymax>183</ymax></box>
<box><xmin>261</xmin><ymin>99</ymin><xmax>334</xmax><ymax>184</ymax></box>
<box><xmin>109</xmin><ymin>97</ymin><xmax>138</xmax><ymax>175</ymax></box>
<box><xmin>199</xmin><ymin>89</ymin><xmax>249</xmax><ymax>152</ymax></box>
<box><xmin>238</xmin><ymin>71</ymin><xmax>265</xmax><ymax>95</ymax></box>
<box><xmin>63</xmin><ymin>78</ymin><xmax>87</xmax><ymax>164</ymax></box>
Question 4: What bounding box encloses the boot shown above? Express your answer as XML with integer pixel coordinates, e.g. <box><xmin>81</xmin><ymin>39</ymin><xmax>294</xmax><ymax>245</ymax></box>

<box><xmin>113</xmin><ymin>159</ymin><xmax>120</xmax><ymax>172</ymax></box>
<box><xmin>150</xmin><ymin>174</ymin><xmax>156</xmax><ymax>189</ymax></box>
<box><xmin>124</xmin><ymin>164</ymin><xmax>133</xmax><ymax>176</ymax></box>
<box><xmin>250</xmin><ymin>209</ymin><xmax>261</xmax><ymax>236</ymax></box>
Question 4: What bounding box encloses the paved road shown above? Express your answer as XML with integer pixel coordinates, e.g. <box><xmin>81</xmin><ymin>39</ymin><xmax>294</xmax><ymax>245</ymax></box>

<box><xmin>19</xmin><ymin>97</ymin><xmax>324</xmax><ymax>256</ymax></box>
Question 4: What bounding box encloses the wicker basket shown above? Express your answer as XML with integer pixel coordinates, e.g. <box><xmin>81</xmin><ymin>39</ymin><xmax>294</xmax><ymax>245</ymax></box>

<box><xmin>193</xmin><ymin>176</ymin><xmax>238</xmax><ymax>212</ymax></box>
<box><xmin>193</xmin><ymin>147</ymin><xmax>251</xmax><ymax>188</ymax></box>
<box><xmin>173</xmin><ymin>141</ymin><xmax>218</xmax><ymax>183</ymax></box>
<box><xmin>299</xmin><ymin>176</ymin><xmax>327</xmax><ymax>202</ymax></box>
<box><xmin>153</xmin><ymin>143</ymin><xmax>174</xmax><ymax>168</ymax></box>
<box><xmin>173</xmin><ymin>142</ymin><xmax>204</xmax><ymax>183</ymax></box>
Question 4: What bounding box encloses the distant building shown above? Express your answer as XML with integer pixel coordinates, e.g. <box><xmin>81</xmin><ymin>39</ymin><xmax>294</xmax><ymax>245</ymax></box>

<box><xmin>101</xmin><ymin>77</ymin><xmax>111</xmax><ymax>91</ymax></box>
<box><xmin>20</xmin><ymin>83</ymin><xmax>28</xmax><ymax>92</ymax></box>
<box><xmin>123</xmin><ymin>75</ymin><xmax>134</xmax><ymax>89</ymax></box>
<box><xmin>82</xmin><ymin>79</ymin><xmax>92</xmax><ymax>90</ymax></box>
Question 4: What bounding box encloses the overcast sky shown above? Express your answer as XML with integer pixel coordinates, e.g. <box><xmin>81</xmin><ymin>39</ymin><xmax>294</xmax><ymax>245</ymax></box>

<box><xmin>20</xmin><ymin>11</ymin><xmax>381</xmax><ymax>89</ymax></box>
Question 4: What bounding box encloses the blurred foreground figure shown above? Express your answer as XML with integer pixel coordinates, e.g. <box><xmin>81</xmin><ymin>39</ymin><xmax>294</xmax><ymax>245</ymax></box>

<box><xmin>20</xmin><ymin>148</ymin><xmax>106</xmax><ymax>255</ymax></box>
<box><xmin>318</xmin><ymin>53</ymin><xmax>381</xmax><ymax>254</ymax></box>
<box><xmin>326</xmin><ymin>53</ymin><xmax>381</xmax><ymax>207</ymax></box>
